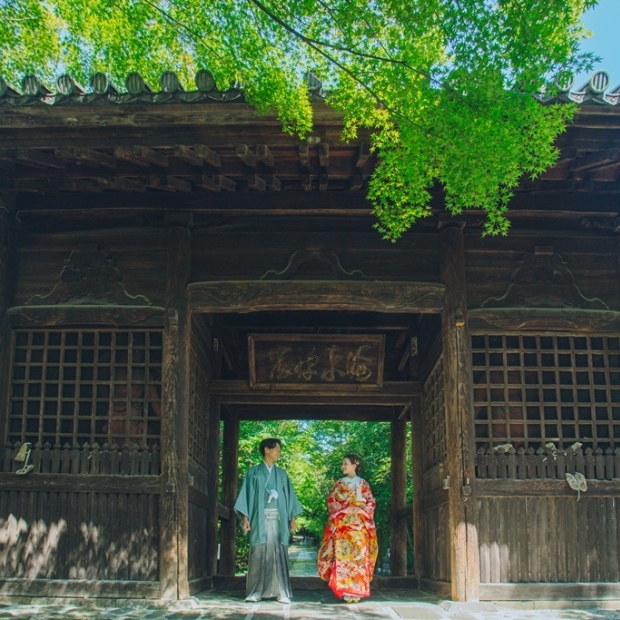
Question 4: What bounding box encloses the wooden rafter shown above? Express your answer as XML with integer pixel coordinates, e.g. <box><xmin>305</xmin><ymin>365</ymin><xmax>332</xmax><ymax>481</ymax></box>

<box><xmin>570</xmin><ymin>148</ymin><xmax>620</xmax><ymax>172</ymax></box>
<box><xmin>247</xmin><ymin>174</ymin><xmax>266</xmax><ymax>191</ymax></box>
<box><xmin>193</xmin><ymin>144</ymin><xmax>221</xmax><ymax>168</ymax></box>
<box><xmin>298</xmin><ymin>143</ymin><xmax>309</xmax><ymax>168</ymax></box>
<box><xmin>356</xmin><ymin>143</ymin><xmax>371</xmax><ymax>168</ymax></box>
<box><xmin>147</xmin><ymin>175</ymin><xmax>191</xmax><ymax>192</ymax></box>
<box><xmin>56</xmin><ymin>147</ymin><xmax>117</xmax><ymax>169</ymax></box>
<box><xmin>319</xmin><ymin>142</ymin><xmax>329</xmax><ymax>167</ymax></box>
<box><xmin>173</xmin><ymin>144</ymin><xmax>203</xmax><ymax>167</ymax></box>
<box><xmin>236</xmin><ymin>144</ymin><xmax>256</xmax><ymax>167</ymax></box>
<box><xmin>255</xmin><ymin>144</ymin><xmax>274</xmax><ymax>167</ymax></box>
<box><xmin>265</xmin><ymin>175</ymin><xmax>281</xmax><ymax>191</ymax></box>
<box><xmin>195</xmin><ymin>174</ymin><xmax>236</xmax><ymax>191</ymax></box>
<box><xmin>16</xmin><ymin>148</ymin><xmax>65</xmax><ymax>169</ymax></box>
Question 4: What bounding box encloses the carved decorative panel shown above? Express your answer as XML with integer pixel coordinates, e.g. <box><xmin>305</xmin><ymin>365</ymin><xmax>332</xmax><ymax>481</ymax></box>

<box><xmin>25</xmin><ymin>246</ymin><xmax>151</xmax><ymax>306</ymax></box>
<box><xmin>480</xmin><ymin>247</ymin><xmax>607</xmax><ymax>310</ymax></box>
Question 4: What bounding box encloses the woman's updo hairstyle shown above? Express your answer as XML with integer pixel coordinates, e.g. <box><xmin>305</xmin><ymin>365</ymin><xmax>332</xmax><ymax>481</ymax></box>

<box><xmin>343</xmin><ymin>454</ymin><xmax>361</xmax><ymax>475</ymax></box>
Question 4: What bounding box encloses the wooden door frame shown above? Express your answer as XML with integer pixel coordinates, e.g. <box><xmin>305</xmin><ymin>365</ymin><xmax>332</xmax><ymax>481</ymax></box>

<box><xmin>187</xmin><ymin>280</ymin><xmax>452</xmax><ymax>588</ymax></box>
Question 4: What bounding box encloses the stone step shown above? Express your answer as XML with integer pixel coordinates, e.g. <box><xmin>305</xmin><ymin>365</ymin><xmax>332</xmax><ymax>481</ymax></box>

<box><xmin>213</xmin><ymin>575</ymin><xmax>419</xmax><ymax>590</ymax></box>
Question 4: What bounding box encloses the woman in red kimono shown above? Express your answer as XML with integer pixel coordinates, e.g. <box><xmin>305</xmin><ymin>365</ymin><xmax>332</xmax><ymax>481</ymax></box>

<box><xmin>317</xmin><ymin>454</ymin><xmax>378</xmax><ymax>603</ymax></box>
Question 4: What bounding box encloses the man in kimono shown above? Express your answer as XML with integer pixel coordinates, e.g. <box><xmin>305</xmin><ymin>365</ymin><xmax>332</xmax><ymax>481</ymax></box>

<box><xmin>234</xmin><ymin>437</ymin><xmax>303</xmax><ymax>604</ymax></box>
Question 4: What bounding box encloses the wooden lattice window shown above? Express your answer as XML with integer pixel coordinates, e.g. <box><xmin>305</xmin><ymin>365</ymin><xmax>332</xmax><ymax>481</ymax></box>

<box><xmin>189</xmin><ymin>350</ymin><xmax>210</xmax><ymax>469</ymax></box>
<box><xmin>6</xmin><ymin>329</ymin><xmax>162</xmax><ymax>448</ymax></box>
<box><xmin>423</xmin><ymin>355</ymin><xmax>446</xmax><ymax>471</ymax></box>
<box><xmin>472</xmin><ymin>334</ymin><xmax>620</xmax><ymax>451</ymax></box>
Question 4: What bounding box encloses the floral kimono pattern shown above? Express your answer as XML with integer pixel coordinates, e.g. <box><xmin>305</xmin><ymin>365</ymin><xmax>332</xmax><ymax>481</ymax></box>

<box><xmin>317</xmin><ymin>477</ymin><xmax>378</xmax><ymax>599</ymax></box>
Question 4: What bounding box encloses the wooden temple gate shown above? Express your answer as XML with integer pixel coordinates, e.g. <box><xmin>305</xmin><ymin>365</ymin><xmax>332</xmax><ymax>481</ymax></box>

<box><xmin>0</xmin><ymin>69</ymin><xmax>620</xmax><ymax>602</ymax></box>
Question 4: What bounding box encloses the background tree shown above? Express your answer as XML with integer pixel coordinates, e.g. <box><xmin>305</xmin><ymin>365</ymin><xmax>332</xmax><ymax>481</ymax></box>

<box><xmin>0</xmin><ymin>0</ymin><xmax>598</xmax><ymax>237</ymax></box>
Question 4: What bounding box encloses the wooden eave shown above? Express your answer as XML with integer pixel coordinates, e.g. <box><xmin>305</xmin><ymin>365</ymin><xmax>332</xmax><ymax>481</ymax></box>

<box><xmin>1</xmin><ymin>81</ymin><xmax>620</xmax><ymax>232</ymax></box>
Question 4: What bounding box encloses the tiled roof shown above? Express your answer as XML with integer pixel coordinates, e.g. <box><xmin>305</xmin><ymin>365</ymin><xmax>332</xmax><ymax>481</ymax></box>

<box><xmin>0</xmin><ymin>69</ymin><xmax>617</xmax><ymax>107</ymax></box>
<box><xmin>0</xmin><ymin>70</ymin><xmax>325</xmax><ymax>107</ymax></box>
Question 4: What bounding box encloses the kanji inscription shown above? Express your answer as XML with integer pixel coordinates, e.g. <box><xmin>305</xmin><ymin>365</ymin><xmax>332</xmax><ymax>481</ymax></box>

<box><xmin>249</xmin><ymin>334</ymin><xmax>385</xmax><ymax>387</ymax></box>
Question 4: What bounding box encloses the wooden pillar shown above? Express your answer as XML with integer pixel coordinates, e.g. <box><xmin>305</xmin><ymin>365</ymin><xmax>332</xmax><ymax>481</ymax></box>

<box><xmin>160</xmin><ymin>219</ymin><xmax>192</xmax><ymax>600</ymax></box>
<box><xmin>411</xmin><ymin>394</ymin><xmax>425</xmax><ymax>586</ymax></box>
<box><xmin>219</xmin><ymin>408</ymin><xmax>240</xmax><ymax>576</ymax></box>
<box><xmin>205</xmin><ymin>396</ymin><xmax>221</xmax><ymax>576</ymax></box>
<box><xmin>390</xmin><ymin>409</ymin><xmax>408</xmax><ymax>576</ymax></box>
<box><xmin>440</xmin><ymin>223</ymin><xmax>480</xmax><ymax>602</ymax></box>
<box><xmin>0</xmin><ymin>201</ymin><xmax>16</xmax><ymax>405</ymax></box>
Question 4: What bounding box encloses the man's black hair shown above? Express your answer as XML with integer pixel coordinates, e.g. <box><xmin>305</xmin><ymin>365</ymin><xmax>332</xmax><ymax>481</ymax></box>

<box><xmin>260</xmin><ymin>437</ymin><xmax>282</xmax><ymax>456</ymax></box>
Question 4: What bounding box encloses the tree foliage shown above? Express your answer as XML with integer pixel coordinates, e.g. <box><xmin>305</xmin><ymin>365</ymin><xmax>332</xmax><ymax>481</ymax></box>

<box><xmin>234</xmin><ymin>419</ymin><xmax>411</xmax><ymax>573</ymax></box>
<box><xmin>0</xmin><ymin>0</ymin><xmax>599</xmax><ymax>238</ymax></box>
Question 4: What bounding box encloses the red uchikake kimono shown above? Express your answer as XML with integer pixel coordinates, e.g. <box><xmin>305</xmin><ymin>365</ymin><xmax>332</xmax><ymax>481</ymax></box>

<box><xmin>317</xmin><ymin>476</ymin><xmax>379</xmax><ymax>600</ymax></box>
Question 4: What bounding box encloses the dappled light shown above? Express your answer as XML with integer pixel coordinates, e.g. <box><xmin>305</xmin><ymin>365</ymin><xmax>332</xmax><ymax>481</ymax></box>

<box><xmin>0</xmin><ymin>496</ymin><xmax>159</xmax><ymax>580</ymax></box>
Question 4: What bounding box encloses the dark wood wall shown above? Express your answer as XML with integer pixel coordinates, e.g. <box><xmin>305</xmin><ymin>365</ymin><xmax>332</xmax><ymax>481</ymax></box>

<box><xmin>11</xmin><ymin>230</ymin><xmax>168</xmax><ymax>308</ymax></box>
<box><xmin>465</xmin><ymin>232</ymin><xmax>620</xmax><ymax>311</ymax></box>
<box><xmin>191</xmin><ymin>227</ymin><xmax>441</xmax><ymax>283</ymax></box>
<box><xmin>419</xmin><ymin>355</ymin><xmax>452</xmax><ymax>589</ymax></box>
<box><xmin>464</xmin><ymin>229</ymin><xmax>620</xmax><ymax>597</ymax></box>
<box><xmin>477</xmin><ymin>492</ymin><xmax>620</xmax><ymax>585</ymax></box>
<box><xmin>187</xmin><ymin>314</ymin><xmax>219</xmax><ymax>583</ymax></box>
<box><xmin>0</xmin><ymin>227</ymin><xmax>167</xmax><ymax>596</ymax></box>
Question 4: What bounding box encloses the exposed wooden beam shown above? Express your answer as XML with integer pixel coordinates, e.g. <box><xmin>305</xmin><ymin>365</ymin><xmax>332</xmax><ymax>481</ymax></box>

<box><xmin>256</xmin><ymin>144</ymin><xmax>274</xmax><ymax>167</ymax></box>
<box><xmin>319</xmin><ymin>142</ymin><xmax>330</xmax><ymax>167</ymax></box>
<box><xmin>398</xmin><ymin>404</ymin><xmax>411</xmax><ymax>420</ymax></box>
<box><xmin>225</xmin><ymin>405</ymin><xmax>395</xmax><ymax>421</ymax></box>
<box><xmin>173</xmin><ymin>144</ymin><xmax>203</xmax><ymax>167</ymax></box>
<box><xmin>14</xmin><ymin>178</ymin><xmax>56</xmax><ymax>192</ymax></box>
<box><xmin>570</xmin><ymin>148</ymin><xmax>620</xmax><ymax>172</ymax></box>
<box><xmin>55</xmin><ymin>147</ymin><xmax>117</xmax><ymax>169</ymax></box>
<box><xmin>356</xmin><ymin>143</ymin><xmax>371</xmax><ymax>168</ymax></box>
<box><xmin>247</xmin><ymin>174</ymin><xmax>266</xmax><ymax>191</ymax></box>
<box><xmin>210</xmin><ymin>379</ymin><xmax>421</xmax><ymax>405</ymax></box>
<box><xmin>113</xmin><ymin>146</ymin><xmax>152</xmax><ymax>168</ymax></box>
<box><xmin>349</xmin><ymin>175</ymin><xmax>364</xmax><ymax>191</ymax></box>
<box><xmin>147</xmin><ymin>175</ymin><xmax>192</xmax><ymax>192</ymax></box>
<box><xmin>16</xmin><ymin>148</ymin><xmax>65</xmax><ymax>169</ymax></box>
<box><xmin>556</xmin><ymin>146</ymin><xmax>578</xmax><ymax>165</ymax></box>
<box><xmin>215</xmin><ymin>311</ymin><xmax>414</xmax><ymax>330</ymax></box>
<box><xmin>64</xmin><ymin>178</ymin><xmax>103</xmax><ymax>192</ymax></box>
<box><xmin>397</xmin><ymin>346</ymin><xmax>411</xmax><ymax>372</ymax></box>
<box><xmin>236</xmin><ymin>144</ymin><xmax>257</xmax><ymax>167</ymax></box>
<box><xmin>266</xmin><ymin>175</ymin><xmax>281</xmax><ymax>191</ymax></box>
<box><xmin>193</xmin><ymin>144</ymin><xmax>221</xmax><ymax>168</ymax></box>
<box><xmin>132</xmin><ymin>146</ymin><xmax>168</xmax><ymax>168</ymax></box>
<box><xmin>298</xmin><ymin>143</ymin><xmax>309</xmax><ymax>168</ymax></box>
<box><xmin>98</xmin><ymin>177</ymin><xmax>146</xmax><ymax>192</ymax></box>
<box><xmin>195</xmin><ymin>174</ymin><xmax>236</xmax><ymax>192</ymax></box>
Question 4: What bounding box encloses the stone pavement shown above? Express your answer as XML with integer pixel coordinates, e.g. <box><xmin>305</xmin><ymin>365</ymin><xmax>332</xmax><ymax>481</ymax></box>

<box><xmin>1</xmin><ymin>588</ymin><xmax>620</xmax><ymax>620</ymax></box>
<box><xmin>0</xmin><ymin>544</ymin><xmax>619</xmax><ymax>619</ymax></box>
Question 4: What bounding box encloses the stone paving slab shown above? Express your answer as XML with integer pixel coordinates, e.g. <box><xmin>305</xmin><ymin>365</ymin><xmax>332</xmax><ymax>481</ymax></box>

<box><xmin>1</xmin><ymin>589</ymin><xmax>620</xmax><ymax>619</ymax></box>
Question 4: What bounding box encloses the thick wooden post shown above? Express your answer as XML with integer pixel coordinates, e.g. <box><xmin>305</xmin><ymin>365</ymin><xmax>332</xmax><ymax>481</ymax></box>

<box><xmin>0</xmin><ymin>201</ymin><xmax>15</xmax><ymax>411</ymax></box>
<box><xmin>161</xmin><ymin>221</ymin><xmax>192</xmax><ymax>600</ymax></box>
<box><xmin>219</xmin><ymin>409</ymin><xmax>240</xmax><ymax>576</ymax></box>
<box><xmin>440</xmin><ymin>223</ymin><xmax>480</xmax><ymax>602</ymax></box>
<box><xmin>411</xmin><ymin>395</ymin><xmax>425</xmax><ymax>586</ymax></box>
<box><xmin>205</xmin><ymin>396</ymin><xmax>221</xmax><ymax>576</ymax></box>
<box><xmin>390</xmin><ymin>409</ymin><xmax>408</xmax><ymax>576</ymax></box>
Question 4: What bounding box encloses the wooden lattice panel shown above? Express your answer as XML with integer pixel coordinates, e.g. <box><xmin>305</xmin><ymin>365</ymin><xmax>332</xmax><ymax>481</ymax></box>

<box><xmin>472</xmin><ymin>334</ymin><xmax>620</xmax><ymax>451</ymax></box>
<box><xmin>6</xmin><ymin>329</ymin><xmax>162</xmax><ymax>448</ymax></box>
<box><xmin>189</xmin><ymin>349</ymin><xmax>210</xmax><ymax>470</ymax></box>
<box><xmin>423</xmin><ymin>355</ymin><xmax>446</xmax><ymax>471</ymax></box>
